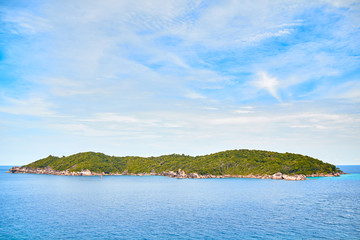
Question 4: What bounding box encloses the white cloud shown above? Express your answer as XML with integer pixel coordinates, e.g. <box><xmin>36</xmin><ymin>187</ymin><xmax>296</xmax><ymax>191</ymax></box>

<box><xmin>233</xmin><ymin>106</ymin><xmax>255</xmax><ymax>114</ymax></box>
<box><xmin>0</xmin><ymin>96</ymin><xmax>55</xmax><ymax>117</ymax></box>
<box><xmin>80</xmin><ymin>113</ymin><xmax>141</xmax><ymax>124</ymax></box>
<box><xmin>246</xmin><ymin>29</ymin><xmax>292</xmax><ymax>43</ymax></box>
<box><xmin>234</xmin><ymin>110</ymin><xmax>253</xmax><ymax>114</ymax></box>
<box><xmin>323</xmin><ymin>81</ymin><xmax>360</xmax><ymax>102</ymax></box>
<box><xmin>2</xmin><ymin>10</ymin><xmax>51</xmax><ymax>34</ymax></box>
<box><xmin>38</xmin><ymin>77</ymin><xmax>97</xmax><ymax>97</ymax></box>
<box><xmin>324</xmin><ymin>0</ymin><xmax>360</xmax><ymax>8</ymax></box>
<box><xmin>185</xmin><ymin>91</ymin><xmax>207</xmax><ymax>99</ymax></box>
<box><xmin>1</xmin><ymin>0</ymin><xmax>359</xmax><ymax>165</ymax></box>
<box><xmin>253</xmin><ymin>72</ymin><xmax>281</xmax><ymax>100</ymax></box>
<box><xmin>204</xmin><ymin>107</ymin><xmax>218</xmax><ymax>110</ymax></box>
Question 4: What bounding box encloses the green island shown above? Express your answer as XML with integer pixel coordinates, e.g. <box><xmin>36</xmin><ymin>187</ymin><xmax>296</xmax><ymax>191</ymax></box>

<box><xmin>9</xmin><ymin>149</ymin><xmax>342</xmax><ymax>180</ymax></box>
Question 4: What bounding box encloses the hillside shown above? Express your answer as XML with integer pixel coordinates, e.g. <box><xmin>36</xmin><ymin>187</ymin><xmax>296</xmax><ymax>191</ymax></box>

<box><xmin>21</xmin><ymin>149</ymin><xmax>341</xmax><ymax>176</ymax></box>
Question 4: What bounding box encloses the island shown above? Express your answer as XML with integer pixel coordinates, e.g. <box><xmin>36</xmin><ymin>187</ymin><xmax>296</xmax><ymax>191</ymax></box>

<box><xmin>9</xmin><ymin>149</ymin><xmax>343</xmax><ymax>180</ymax></box>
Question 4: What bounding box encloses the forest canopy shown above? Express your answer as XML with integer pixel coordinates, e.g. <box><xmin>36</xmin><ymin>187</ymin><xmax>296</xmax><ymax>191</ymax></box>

<box><xmin>23</xmin><ymin>149</ymin><xmax>341</xmax><ymax>176</ymax></box>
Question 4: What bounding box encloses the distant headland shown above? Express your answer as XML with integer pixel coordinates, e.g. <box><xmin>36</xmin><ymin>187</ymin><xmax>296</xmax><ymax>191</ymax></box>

<box><xmin>9</xmin><ymin>150</ymin><xmax>343</xmax><ymax>180</ymax></box>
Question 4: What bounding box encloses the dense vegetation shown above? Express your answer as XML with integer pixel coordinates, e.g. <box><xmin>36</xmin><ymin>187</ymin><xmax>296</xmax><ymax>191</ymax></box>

<box><xmin>23</xmin><ymin>150</ymin><xmax>341</xmax><ymax>175</ymax></box>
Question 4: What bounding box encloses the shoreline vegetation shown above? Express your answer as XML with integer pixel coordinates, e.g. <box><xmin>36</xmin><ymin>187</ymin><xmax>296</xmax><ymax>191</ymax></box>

<box><xmin>8</xmin><ymin>150</ymin><xmax>343</xmax><ymax>181</ymax></box>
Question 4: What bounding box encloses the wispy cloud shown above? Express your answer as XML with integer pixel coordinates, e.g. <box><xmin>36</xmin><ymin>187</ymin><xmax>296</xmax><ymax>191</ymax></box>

<box><xmin>185</xmin><ymin>91</ymin><xmax>206</xmax><ymax>99</ymax></box>
<box><xmin>0</xmin><ymin>0</ymin><xmax>359</xmax><ymax>164</ymax></box>
<box><xmin>253</xmin><ymin>72</ymin><xmax>281</xmax><ymax>101</ymax></box>
<box><xmin>0</xmin><ymin>96</ymin><xmax>55</xmax><ymax>117</ymax></box>
<box><xmin>1</xmin><ymin>10</ymin><xmax>51</xmax><ymax>35</ymax></box>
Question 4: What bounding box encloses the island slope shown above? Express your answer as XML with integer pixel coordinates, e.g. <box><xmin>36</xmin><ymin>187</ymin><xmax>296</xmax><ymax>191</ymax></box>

<box><xmin>9</xmin><ymin>150</ymin><xmax>342</xmax><ymax>180</ymax></box>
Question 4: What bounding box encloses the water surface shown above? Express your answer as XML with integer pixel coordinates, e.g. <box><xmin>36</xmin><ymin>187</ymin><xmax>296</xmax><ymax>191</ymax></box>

<box><xmin>1</xmin><ymin>165</ymin><xmax>359</xmax><ymax>239</ymax></box>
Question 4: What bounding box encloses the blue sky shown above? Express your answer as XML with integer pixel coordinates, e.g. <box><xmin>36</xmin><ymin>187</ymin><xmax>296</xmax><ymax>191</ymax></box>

<box><xmin>0</xmin><ymin>0</ymin><xmax>359</xmax><ymax>165</ymax></box>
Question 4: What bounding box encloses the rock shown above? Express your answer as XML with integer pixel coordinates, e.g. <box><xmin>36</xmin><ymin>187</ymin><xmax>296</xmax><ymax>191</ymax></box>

<box><xmin>188</xmin><ymin>172</ymin><xmax>200</xmax><ymax>178</ymax></box>
<box><xmin>44</xmin><ymin>166</ymin><xmax>53</xmax><ymax>173</ymax></box>
<box><xmin>177</xmin><ymin>168</ymin><xmax>184</xmax><ymax>174</ymax></box>
<box><xmin>282</xmin><ymin>174</ymin><xmax>306</xmax><ymax>181</ymax></box>
<box><xmin>306</xmin><ymin>172</ymin><xmax>342</xmax><ymax>177</ymax></box>
<box><xmin>298</xmin><ymin>175</ymin><xmax>306</xmax><ymax>180</ymax></box>
<box><xmin>80</xmin><ymin>169</ymin><xmax>92</xmax><ymax>176</ymax></box>
<box><xmin>245</xmin><ymin>174</ymin><xmax>261</xmax><ymax>179</ymax></box>
<box><xmin>162</xmin><ymin>171</ymin><xmax>177</xmax><ymax>177</ymax></box>
<box><xmin>9</xmin><ymin>167</ymin><xmax>20</xmax><ymax>173</ymax></box>
<box><xmin>203</xmin><ymin>174</ymin><xmax>215</xmax><ymax>178</ymax></box>
<box><xmin>176</xmin><ymin>169</ymin><xmax>187</xmax><ymax>178</ymax></box>
<box><xmin>272</xmin><ymin>172</ymin><xmax>283</xmax><ymax>180</ymax></box>
<box><xmin>6</xmin><ymin>166</ymin><xmax>339</xmax><ymax>181</ymax></box>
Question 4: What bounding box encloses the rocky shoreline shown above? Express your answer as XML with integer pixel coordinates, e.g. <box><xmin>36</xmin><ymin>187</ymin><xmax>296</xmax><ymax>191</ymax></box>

<box><xmin>8</xmin><ymin>167</ymin><xmax>341</xmax><ymax>181</ymax></box>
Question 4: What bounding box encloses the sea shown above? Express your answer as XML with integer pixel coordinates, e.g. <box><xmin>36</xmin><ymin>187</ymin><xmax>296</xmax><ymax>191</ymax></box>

<box><xmin>0</xmin><ymin>165</ymin><xmax>359</xmax><ymax>240</ymax></box>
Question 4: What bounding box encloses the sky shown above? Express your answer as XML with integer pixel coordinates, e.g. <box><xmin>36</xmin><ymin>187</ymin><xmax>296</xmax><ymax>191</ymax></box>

<box><xmin>0</xmin><ymin>0</ymin><xmax>359</xmax><ymax>165</ymax></box>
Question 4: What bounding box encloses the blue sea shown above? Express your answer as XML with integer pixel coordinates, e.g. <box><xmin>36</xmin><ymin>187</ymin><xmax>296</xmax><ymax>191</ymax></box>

<box><xmin>1</xmin><ymin>165</ymin><xmax>359</xmax><ymax>240</ymax></box>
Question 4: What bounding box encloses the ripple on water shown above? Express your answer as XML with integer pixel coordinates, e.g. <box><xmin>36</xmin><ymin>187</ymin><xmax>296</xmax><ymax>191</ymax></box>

<box><xmin>0</xmin><ymin>167</ymin><xmax>359</xmax><ymax>239</ymax></box>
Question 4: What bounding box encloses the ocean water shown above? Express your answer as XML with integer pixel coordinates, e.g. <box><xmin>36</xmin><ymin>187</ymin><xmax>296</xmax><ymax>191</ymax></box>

<box><xmin>0</xmin><ymin>165</ymin><xmax>359</xmax><ymax>240</ymax></box>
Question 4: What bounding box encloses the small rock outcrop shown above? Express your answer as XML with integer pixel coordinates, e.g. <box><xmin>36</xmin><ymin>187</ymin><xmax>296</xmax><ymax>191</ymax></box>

<box><xmin>272</xmin><ymin>172</ymin><xmax>283</xmax><ymax>180</ymax></box>
<box><xmin>282</xmin><ymin>174</ymin><xmax>306</xmax><ymax>181</ymax></box>
<box><xmin>261</xmin><ymin>174</ymin><xmax>272</xmax><ymax>179</ymax></box>
<box><xmin>162</xmin><ymin>171</ymin><xmax>176</xmax><ymax>177</ymax></box>
<box><xmin>9</xmin><ymin>167</ymin><xmax>20</xmax><ymax>173</ymax></box>
<box><xmin>80</xmin><ymin>169</ymin><xmax>92</xmax><ymax>176</ymax></box>
<box><xmin>306</xmin><ymin>172</ymin><xmax>341</xmax><ymax>177</ymax></box>
<box><xmin>270</xmin><ymin>172</ymin><xmax>307</xmax><ymax>180</ymax></box>
<box><xmin>188</xmin><ymin>172</ymin><xmax>200</xmax><ymax>178</ymax></box>
<box><xmin>176</xmin><ymin>169</ymin><xmax>187</xmax><ymax>178</ymax></box>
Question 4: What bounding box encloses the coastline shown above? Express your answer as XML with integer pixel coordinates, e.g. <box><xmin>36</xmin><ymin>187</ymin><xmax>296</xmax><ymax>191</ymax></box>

<box><xmin>8</xmin><ymin>166</ymin><xmax>342</xmax><ymax>181</ymax></box>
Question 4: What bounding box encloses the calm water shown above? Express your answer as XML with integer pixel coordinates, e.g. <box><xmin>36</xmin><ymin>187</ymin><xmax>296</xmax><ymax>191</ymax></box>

<box><xmin>1</xmin><ymin>165</ymin><xmax>359</xmax><ymax>240</ymax></box>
